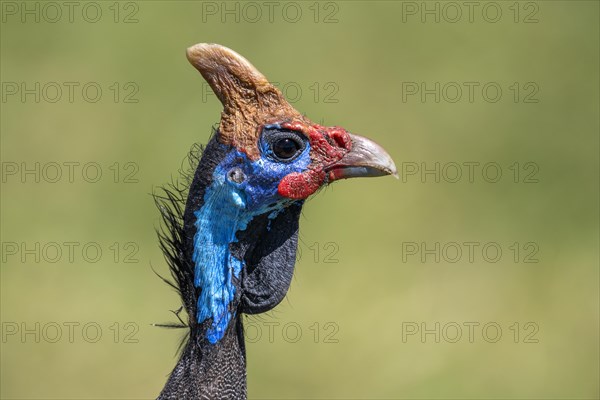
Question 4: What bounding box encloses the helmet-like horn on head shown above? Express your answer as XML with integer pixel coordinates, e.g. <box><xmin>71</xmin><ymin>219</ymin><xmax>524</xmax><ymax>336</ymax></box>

<box><xmin>186</xmin><ymin>43</ymin><xmax>309</xmax><ymax>160</ymax></box>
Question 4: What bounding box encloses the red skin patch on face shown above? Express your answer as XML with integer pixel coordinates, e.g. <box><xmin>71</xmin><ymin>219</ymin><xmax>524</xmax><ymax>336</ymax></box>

<box><xmin>276</xmin><ymin>121</ymin><xmax>352</xmax><ymax>199</ymax></box>
<box><xmin>278</xmin><ymin>170</ymin><xmax>325</xmax><ymax>199</ymax></box>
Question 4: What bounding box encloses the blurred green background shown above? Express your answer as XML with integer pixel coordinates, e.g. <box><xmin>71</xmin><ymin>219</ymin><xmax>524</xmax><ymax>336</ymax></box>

<box><xmin>1</xmin><ymin>1</ymin><xmax>598</xmax><ymax>399</ymax></box>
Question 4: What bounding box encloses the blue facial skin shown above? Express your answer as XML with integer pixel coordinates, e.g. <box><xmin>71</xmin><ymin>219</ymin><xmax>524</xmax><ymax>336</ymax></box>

<box><xmin>193</xmin><ymin>130</ymin><xmax>311</xmax><ymax>344</ymax></box>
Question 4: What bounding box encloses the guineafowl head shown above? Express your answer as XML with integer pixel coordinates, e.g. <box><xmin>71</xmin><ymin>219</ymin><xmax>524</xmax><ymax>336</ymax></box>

<box><xmin>157</xmin><ymin>43</ymin><xmax>396</xmax><ymax>400</ymax></box>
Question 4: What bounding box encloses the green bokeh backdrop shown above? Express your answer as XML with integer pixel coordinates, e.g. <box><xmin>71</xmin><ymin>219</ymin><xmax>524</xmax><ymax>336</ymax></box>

<box><xmin>1</xmin><ymin>1</ymin><xmax>598</xmax><ymax>399</ymax></box>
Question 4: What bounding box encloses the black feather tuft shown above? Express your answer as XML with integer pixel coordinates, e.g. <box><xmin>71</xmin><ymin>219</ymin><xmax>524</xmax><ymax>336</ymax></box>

<box><xmin>153</xmin><ymin>142</ymin><xmax>203</xmax><ymax>333</ymax></box>
<box><xmin>153</xmin><ymin>130</ymin><xmax>231</xmax><ymax>350</ymax></box>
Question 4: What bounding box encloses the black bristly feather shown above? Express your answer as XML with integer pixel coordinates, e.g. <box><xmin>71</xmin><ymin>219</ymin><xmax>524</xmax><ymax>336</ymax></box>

<box><xmin>153</xmin><ymin>142</ymin><xmax>202</xmax><ymax>331</ymax></box>
<box><xmin>152</xmin><ymin>141</ymin><xmax>203</xmax><ymax>354</ymax></box>
<box><xmin>153</xmin><ymin>130</ymin><xmax>226</xmax><ymax>337</ymax></box>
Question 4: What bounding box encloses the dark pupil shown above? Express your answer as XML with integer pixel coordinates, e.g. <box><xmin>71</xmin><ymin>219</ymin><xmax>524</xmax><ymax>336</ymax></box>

<box><xmin>273</xmin><ymin>138</ymin><xmax>299</xmax><ymax>159</ymax></box>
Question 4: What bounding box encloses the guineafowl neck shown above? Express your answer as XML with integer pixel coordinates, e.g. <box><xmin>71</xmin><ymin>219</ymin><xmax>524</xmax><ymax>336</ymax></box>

<box><xmin>157</xmin><ymin>315</ymin><xmax>247</xmax><ymax>400</ymax></box>
<box><xmin>157</xmin><ymin>136</ymin><xmax>248</xmax><ymax>399</ymax></box>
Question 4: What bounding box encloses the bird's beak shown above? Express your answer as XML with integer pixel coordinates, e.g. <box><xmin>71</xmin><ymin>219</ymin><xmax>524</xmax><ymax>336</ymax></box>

<box><xmin>326</xmin><ymin>133</ymin><xmax>398</xmax><ymax>181</ymax></box>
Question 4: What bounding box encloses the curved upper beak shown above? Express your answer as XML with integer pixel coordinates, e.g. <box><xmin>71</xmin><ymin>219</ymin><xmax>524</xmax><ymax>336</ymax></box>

<box><xmin>326</xmin><ymin>133</ymin><xmax>398</xmax><ymax>181</ymax></box>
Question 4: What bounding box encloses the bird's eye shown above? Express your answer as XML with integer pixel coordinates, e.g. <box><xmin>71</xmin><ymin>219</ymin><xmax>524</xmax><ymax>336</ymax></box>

<box><xmin>262</xmin><ymin>128</ymin><xmax>306</xmax><ymax>162</ymax></box>
<box><xmin>273</xmin><ymin>138</ymin><xmax>301</xmax><ymax>160</ymax></box>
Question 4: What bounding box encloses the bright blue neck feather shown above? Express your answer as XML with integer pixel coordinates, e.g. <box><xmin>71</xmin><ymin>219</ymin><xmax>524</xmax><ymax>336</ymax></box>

<box><xmin>192</xmin><ymin>176</ymin><xmax>247</xmax><ymax>344</ymax></box>
<box><xmin>192</xmin><ymin>144</ymin><xmax>311</xmax><ymax>344</ymax></box>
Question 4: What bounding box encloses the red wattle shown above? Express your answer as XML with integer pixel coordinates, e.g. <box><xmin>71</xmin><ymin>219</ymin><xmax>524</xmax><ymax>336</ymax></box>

<box><xmin>278</xmin><ymin>170</ymin><xmax>325</xmax><ymax>199</ymax></box>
